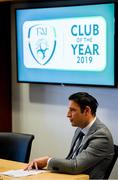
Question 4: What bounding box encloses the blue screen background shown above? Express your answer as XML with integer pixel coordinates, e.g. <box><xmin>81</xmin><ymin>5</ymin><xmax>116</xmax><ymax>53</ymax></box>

<box><xmin>16</xmin><ymin>3</ymin><xmax>114</xmax><ymax>86</ymax></box>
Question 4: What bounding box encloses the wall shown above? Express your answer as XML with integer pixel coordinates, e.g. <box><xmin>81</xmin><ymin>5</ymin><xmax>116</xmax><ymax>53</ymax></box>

<box><xmin>11</xmin><ymin>7</ymin><xmax>118</xmax><ymax>180</ymax></box>
<box><xmin>0</xmin><ymin>2</ymin><xmax>12</xmax><ymax>132</ymax></box>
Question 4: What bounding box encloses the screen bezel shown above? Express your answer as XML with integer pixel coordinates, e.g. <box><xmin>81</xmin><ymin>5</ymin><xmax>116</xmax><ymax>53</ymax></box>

<box><xmin>13</xmin><ymin>0</ymin><xmax>118</xmax><ymax>88</ymax></box>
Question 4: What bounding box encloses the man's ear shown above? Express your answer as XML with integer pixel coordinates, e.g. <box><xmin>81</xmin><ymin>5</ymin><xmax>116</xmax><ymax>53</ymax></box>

<box><xmin>84</xmin><ymin>106</ymin><xmax>91</xmax><ymax>115</ymax></box>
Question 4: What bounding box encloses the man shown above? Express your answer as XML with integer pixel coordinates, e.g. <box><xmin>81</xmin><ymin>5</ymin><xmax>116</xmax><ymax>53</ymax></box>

<box><xmin>25</xmin><ymin>92</ymin><xmax>114</xmax><ymax>179</ymax></box>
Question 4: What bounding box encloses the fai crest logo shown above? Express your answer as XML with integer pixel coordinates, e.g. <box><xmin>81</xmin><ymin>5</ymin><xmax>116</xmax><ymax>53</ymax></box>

<box><xmin>28</xmin><ymin>24</ymin><xmax>56</xmax><ymax>65</ymax></box>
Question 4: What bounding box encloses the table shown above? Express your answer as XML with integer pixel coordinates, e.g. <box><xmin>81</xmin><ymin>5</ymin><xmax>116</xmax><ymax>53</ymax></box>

<box><xmin>0</xmin><ymin>159</ymin><xmax>89</xmax><ymax>180</ymax></box>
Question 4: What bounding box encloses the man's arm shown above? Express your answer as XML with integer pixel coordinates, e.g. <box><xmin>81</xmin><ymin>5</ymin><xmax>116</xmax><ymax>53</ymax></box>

<box><xmin>25</xmin><ymin>127</ymin><xmax>114</xmax><ymax>175</ymax></box>
<box><xmin>47</xmin><ymin>128</ymin><xmax>114</xmax><ymax>174</ymax></box>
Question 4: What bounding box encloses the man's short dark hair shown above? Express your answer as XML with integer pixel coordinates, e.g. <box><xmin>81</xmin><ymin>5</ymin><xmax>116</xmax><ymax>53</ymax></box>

<box><xmin>69</xmin><ymin>92</ymin><xmax>99</xmax><ymax>116</ymax></box>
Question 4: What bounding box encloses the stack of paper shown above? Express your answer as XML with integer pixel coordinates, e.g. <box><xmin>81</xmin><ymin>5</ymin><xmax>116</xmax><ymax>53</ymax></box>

<box><xmin>0</xmin><ymin>169</ymin><xmax>46</xmax><ymax>177</ymax></box>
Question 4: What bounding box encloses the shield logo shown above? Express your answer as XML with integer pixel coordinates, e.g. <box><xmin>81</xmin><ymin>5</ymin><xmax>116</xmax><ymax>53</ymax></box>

<box><xmin>28</xmin><ymin>24</ymin><xmax>56</xmax><ymax>65</ymax></box>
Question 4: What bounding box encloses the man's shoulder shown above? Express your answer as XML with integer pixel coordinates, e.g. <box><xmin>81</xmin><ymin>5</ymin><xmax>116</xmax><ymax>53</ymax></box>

<box><xmin>92</xmin><ymin>118</ymin><xmax>113</xmax><ymax>141</ymax></box>
<box><xmin>94</xmin><ymin>118</ymin><xmax>108</xmax><ymax>129</ymax></box>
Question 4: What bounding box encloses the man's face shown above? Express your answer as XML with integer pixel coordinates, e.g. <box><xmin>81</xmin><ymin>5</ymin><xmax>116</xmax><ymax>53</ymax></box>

<box><xmin>67</xmin><ymin>100</ymin><xmax>88</xmax><ymax>128</ymax></box>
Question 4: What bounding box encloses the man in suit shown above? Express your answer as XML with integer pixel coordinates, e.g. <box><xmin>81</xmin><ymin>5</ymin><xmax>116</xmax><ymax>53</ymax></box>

<box><xmin>25</xmin><ymin>92</ymin><xmax>114</xmax><ymax>179</ymax></box>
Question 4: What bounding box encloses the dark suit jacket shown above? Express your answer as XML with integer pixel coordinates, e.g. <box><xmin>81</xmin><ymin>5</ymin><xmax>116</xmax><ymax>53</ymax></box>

<box><xmin>48</xmin><ymin>118</ymin><xmax>114</xmax><ymax>179</ymax></box>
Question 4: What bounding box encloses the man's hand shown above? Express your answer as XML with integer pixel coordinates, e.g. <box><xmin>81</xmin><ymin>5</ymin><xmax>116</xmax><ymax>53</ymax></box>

<box><xmin>24</xmin><ymin>156</ymin><xmax>50</xmax><ymax>170</ymax></box>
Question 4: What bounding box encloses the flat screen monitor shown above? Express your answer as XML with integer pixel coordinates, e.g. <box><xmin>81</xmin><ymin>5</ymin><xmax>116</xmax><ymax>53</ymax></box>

<box><xmin>15</xmin><ymin>1</ymin><xmax>117</xmax><ymax>87</ymax></box>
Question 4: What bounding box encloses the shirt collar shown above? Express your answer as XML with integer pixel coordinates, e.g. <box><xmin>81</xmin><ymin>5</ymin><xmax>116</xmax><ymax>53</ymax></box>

<box><xmin>81</xmin><ymin>117</ymin><xmax>96</xmax><ymax>135</ymax></box>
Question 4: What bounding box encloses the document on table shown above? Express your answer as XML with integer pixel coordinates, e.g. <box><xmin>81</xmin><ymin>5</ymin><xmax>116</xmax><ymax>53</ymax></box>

<box><xmin>0</xmin><ymin>169</ymin><xmax>46</xmax><ymax>177</ymax></box>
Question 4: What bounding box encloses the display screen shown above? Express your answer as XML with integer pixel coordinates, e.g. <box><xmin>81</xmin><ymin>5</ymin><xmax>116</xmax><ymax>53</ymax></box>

<box><xmin>15</xmin><ymin>2</ymin><xmax>115</xmax><ymax>86</ymax></box>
